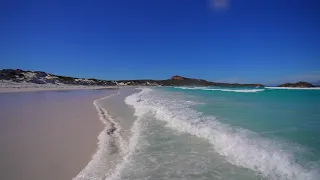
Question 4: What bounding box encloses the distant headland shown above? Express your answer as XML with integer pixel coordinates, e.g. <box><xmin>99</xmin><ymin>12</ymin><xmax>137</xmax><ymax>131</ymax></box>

<box><xmin>0</xmin><ymin>69</ymin><xmax>317</xmax><ymax>88</ymax></box>
<box><xmin>0</xmin><ymin>69</ymin><xmax>263</xmax><ymax>87</ymax></box>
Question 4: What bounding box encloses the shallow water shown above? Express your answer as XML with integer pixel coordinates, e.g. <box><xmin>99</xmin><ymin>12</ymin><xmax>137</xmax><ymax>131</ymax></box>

<box><xmin>75</xmin><ymin>87</ymin><xmax>320</xmax><ymax>180</ymax></box>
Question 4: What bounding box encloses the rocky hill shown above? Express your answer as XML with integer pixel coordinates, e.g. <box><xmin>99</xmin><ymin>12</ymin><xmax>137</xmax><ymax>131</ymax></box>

<box><xmin>1</xmin><ymin>69</ymin><xmax>264</xmax><ymax>87</ymax></box>
<box><xmin>277</xmin><ymin>81</ymin><xmax>315</xmax><ymax>88</ymax></box>
<box><xmin>116</xmin><ymin>75</ymin><xmax>264</xmax><ymax>87</ymax></box>
<box><xmin>0</xmin><ymin>69</ymin><xmax>116</xmax><ymax>86</ymax></box>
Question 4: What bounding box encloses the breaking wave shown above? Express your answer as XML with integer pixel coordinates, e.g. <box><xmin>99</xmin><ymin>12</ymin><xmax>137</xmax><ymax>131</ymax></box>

<box><xmin>125</xmin><ymin>88</ymin><xmax>319</xmax><ymax>180</ymax></box>
<box><xmin>265</xmin><ymin>87</ymin><xmax>320</xmax><ymax>90</ymax></box>
<box><xmin>175</xmin><ymin>87</ymin><xmax>265</xmax><ymax>93</ymax></box>
<box><xmin>73</xmin><ymin>91</ymin><xmax>123</xmax><ymax>180</ymax></box>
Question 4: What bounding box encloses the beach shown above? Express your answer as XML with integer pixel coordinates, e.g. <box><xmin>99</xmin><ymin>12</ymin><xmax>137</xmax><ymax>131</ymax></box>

<box><xmin>0</xmin><ymin>88</ymin><xmax>118</xmax><ymax>180</ymax></box>
<box><xmin>1</xmin><ymin>86</ymin><xmax>319</xmax><ymax>180</ymax></box>
<box><xmin>1</xmin><ymin>0</ymin><xmax>318</xmax><ymax>179</ymax></box>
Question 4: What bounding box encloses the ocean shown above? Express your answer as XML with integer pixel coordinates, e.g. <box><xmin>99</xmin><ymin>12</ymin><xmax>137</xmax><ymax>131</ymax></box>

<box><xmin>75</xmin><ymin>87</ymin><xmax>320</xmax><ymax>180</ymax></box>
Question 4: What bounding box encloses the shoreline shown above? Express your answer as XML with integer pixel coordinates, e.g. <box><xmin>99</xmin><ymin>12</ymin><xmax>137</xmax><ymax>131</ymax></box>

<box><xmin>73</xmin><ymin>92</ymin><xmax>122</xmax><ymax>180</ymax></box>
<box><xmin>73</xmin><ymin>87</ymin><xmax>138</xmax><ymax>180</ymax></box>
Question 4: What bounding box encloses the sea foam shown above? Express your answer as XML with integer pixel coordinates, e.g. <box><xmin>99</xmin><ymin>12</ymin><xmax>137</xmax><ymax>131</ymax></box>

<box><xmin>175</xmin><ymin>87</ymin><xmax>265</xmax><ymax>93</ymax></box>
<box><xmin>266</xmin><ymin>87</ymin><xmax>320</xmax><ymax>90</ymax></box>
<box><xmin>73</xmin><ymin>91</ymin><xmax>124</xmax><ymax>180</ymax></box>
<box><xmin>126</xmin><ymin>88</ymin><xmax>319</xmax><ymax>180</ymax></box>
<box><xmin>104</xmin><ymin>88</ymin><xmax>150</xmax><ymax>180</ymax></box>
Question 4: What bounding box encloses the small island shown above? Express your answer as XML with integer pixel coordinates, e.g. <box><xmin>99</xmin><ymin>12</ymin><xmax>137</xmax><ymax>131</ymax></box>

<box><xmin>277</xmin><ymin>81</ymin><xmax>315</xmax><ymax>88</ymax></box>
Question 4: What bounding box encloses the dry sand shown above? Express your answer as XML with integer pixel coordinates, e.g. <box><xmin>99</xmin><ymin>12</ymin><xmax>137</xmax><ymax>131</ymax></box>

<box><xmin>0</xmin><ymin>86</ymin><xmax>118</xmax><ymax>93</ymax></box>
<box><xmin>0</xmin><ymin>80</ymin><xmax>118</xmax><ymax>93</ymax></box>
<box><xmin>0</xmin><ymin>89</ymin><xmax>118</xmax><ymax>180</ymax></box>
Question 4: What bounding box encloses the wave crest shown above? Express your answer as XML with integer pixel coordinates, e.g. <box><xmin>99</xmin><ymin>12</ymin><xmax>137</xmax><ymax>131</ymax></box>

<box><xmin>126</xmin><ymin>88</ymin><xmax>319</xmax><ymax>180</ymax></box>
<box><xmin>175</xmin><ymin>87</ymin><xmax>265</xmax><ymax>93</ymax></box>
<box><xmin>266</xmin><ymin>87</ymin><xmax>320</xmax><ymax>90</ymax></box>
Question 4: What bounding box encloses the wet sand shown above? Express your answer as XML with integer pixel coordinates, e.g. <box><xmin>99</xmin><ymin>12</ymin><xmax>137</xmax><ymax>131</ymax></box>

<box><xmin>0</xmin><ymin>89</ymin><xmax>118</xmax><ymax>180</ymax></box>
<box><xmin>73</xmin><ymin>88</ymin><xmax>138</xmax><ymax>180</ymax></box>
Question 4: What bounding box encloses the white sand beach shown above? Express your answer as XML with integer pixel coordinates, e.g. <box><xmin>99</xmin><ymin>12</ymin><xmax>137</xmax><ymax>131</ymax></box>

<box><xmin>0</xmin><ymin>88</ymin><xmax>119</xmax><ymax>180</ymax></box>
<box><xmin>0</xmin><ymin>80</ymin><xmax>118</xmax><ymax>93</ymax></box>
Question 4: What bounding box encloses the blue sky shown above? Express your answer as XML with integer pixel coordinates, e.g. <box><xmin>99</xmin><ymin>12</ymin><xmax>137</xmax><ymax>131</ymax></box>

<box><xmin>1</xmin><ymin>0</ymin><xmax>319</xmax><ymax>84</ymax></box>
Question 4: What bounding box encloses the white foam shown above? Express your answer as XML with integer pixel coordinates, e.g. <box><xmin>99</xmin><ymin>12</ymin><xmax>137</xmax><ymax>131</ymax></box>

<box><xmin>204</xmin><ymin>88</ymin><xmax>265</xmax><ymax>92</ymax></box>
<box><xmin>174</xmin><ymin>86</ymin><xmax>207</xmax><ymax>90</ymax></box>
<box><xmin>266</xmin><ymin>87</ymin><xmax>320</xmax><ymax>90</ymax></box>
<box><xmin>73</xmin><ymin>91</ymin><xmax>123</xmax><ymax>180</ymax></box>
<box><xmin>175</xmin><ymin>87</ymin><xmax>265</xmax><ymax>93</ymax></box>
<box><xmin>104</xmin><ymin>88</ymin><xmax>149</xmax><ymax>180</ymax></box>
<box><xmin>126</xmin><ymin>88</ymin><xmax>319</xmax><ymax>180</ymax></box>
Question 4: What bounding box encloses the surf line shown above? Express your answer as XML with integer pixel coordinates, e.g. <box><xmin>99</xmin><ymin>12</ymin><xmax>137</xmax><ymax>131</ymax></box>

<box><xmin>73</xmin><ymin>89</ymin><xmax>122</xmax><ymax>180</ymax></box>
<box><xmin>93</xmin><ymin>89</ymin><xmax>123</xmax><ymax>154</ymax></box>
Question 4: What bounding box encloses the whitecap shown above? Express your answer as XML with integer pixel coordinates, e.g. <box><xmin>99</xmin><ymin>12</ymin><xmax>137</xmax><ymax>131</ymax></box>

<box><xmin>265</xmin><ymin>87</ymin><xmax>320</xmax><ymax>90</ymax></box>
<box><xmin>125</xmin><ymin>88</ymin><xmax>319</xmax><ymax>180</ymax></box>
<box><xmin>175</xmin><ymin>87</ymin><xmax>265</xmax><ymax>93</ymax></box>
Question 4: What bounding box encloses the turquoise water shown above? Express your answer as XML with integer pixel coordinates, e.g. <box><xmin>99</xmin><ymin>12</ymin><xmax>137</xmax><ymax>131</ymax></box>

<box><xmin>119</xmin><ymin>87</ymin><xmax>320</xmax><ymax>180</ymax></box>
<box><xmin>170</xmin><ymin>87</ymin><xmax>320</xmax><ymax>157</ymax></box>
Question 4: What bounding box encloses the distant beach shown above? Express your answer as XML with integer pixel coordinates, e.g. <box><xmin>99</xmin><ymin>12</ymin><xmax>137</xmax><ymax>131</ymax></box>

<box><xmin>0</xmin><ymin>80</ymin><xmax>118</xmax><ymax>93</ymax></box>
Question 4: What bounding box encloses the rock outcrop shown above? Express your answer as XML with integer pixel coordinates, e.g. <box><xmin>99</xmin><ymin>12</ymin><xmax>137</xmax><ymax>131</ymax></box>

<box><xmin>170</xmin><ymin>75</ymin><xmax>186</xmax><ymax>80</ymax></box>
<box><xmin>278</xmin><ymin>82</ymin><xmax>314</xmax><ymax>88</ymax></box>
<box><xmin>0</xmin><ymin>69</ymin><xmax>116</xmax><ymax>86</ymax></box>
